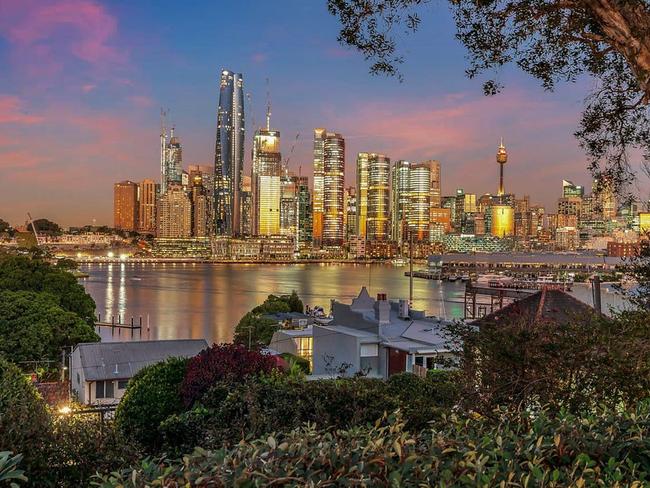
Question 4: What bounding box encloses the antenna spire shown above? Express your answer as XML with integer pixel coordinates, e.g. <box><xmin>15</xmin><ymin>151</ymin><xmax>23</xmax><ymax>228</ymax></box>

<box><xmin>265</xmin><ymin>77</ymin><xmax>271</xmax><ymax>130</ymax></box>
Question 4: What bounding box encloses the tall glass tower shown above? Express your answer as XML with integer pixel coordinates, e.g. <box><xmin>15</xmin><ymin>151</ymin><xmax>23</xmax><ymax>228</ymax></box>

<box><xmin>214</xmin><ymin>70</ymin><xmax>245</xmax><ymax>236</ymax></box>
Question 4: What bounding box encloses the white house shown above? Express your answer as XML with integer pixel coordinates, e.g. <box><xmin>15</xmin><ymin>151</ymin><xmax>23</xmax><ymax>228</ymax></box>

<box><xmin>70</xmin><ymin>339</ymin><xmax>207</xmax><ymax>405</ymax></box>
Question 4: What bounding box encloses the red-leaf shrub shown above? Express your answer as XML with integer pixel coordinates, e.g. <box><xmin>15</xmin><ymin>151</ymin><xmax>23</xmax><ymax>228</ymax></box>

<box><xmin>181</xmin><ymin>343</ymin><xmax>278</xmax><ymax>406</ymax></box>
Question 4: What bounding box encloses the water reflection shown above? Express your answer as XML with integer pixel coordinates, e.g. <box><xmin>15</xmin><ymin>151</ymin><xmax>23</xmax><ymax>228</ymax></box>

<box><xmin>81</xmin><ymin>263</ymin><xmax>628</xmax><ymax>344</ymax></box>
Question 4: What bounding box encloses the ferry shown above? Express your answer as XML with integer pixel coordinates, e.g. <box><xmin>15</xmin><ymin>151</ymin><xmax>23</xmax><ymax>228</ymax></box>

<box><xmin>391</xmin><ymin>257</ymin><xmax>407</xmax><ymax>267</ymax></box>
<box><xmin>475</xmin><ymin>274</ymin><xmax>514</xmax><ymax>286</ymax></box>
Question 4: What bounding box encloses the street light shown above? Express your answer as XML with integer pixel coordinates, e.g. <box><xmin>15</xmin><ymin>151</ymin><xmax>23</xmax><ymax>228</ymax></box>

<box><xmin>58</xmin><ymin>405</ymin><xmax>71</xmax><ymax>415</ymax></box>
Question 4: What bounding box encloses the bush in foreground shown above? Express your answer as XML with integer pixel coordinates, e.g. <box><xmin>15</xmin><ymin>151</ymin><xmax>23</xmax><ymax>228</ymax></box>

<box><xmin>94</xmin><ymin>402</ymin><xmax>650</xmax><ymax>487</ymax></box>
<box><xmin>180</xmin><ymin>343</ymin><xmax>278</xmax><ymax>407</ymax></box>
<box><xmin>115</xmin><ymin>357</ymin><xmax>189</xmax><ymax>450</ymax></box>
<box><xmin>0</xmin><ymin>358</ymin><xmax>52</xmax><ymax>482</ymax></box>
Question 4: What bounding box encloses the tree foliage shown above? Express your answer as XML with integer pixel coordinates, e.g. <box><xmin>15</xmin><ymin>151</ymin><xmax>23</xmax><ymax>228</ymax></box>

<box><xmin>0</xmin><ymin>358</ymin><xmax>52</xmax><ymax>483</ymax></box>
<box><xmin>0</xmin><ymin>255</ymin><xmax>96</xmax><ymax>324</ymax></box>
<box><xmin>443</xmin><ymin>307</ymin><xmax>650</xmax><ymax>413</ymax></box>
<box><xmin>328</xmin><ymin>0</ymin><xmax>650</xmax><ymax>197</ymax></box>
<box><xmin>233</xmin><ymin>291</ymin><xmax>305</xmax><ymax>346</ymax></box>
<box><xmin>115</xmin><ymin>357</ymin><xmax>189</xmax><ymax>450</ymax></box>
<box><xmin>32</xmin><ymin>218</ymin><xmax>61</xmax><ymax>235</ymax></box>
<box><xmin>0</xmin><ymin>291</ymin><xmax>98</xmax><ymax>363</ymax></box>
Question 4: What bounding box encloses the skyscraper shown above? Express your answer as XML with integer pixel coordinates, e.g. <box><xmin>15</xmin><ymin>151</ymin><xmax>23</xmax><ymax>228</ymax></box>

<box><xmin>114</xmin><ymin>181</ymin><xmax>138</xmax><ymax>231</ymax></box>
<box><xmin>214</xmin><ymin>69</ymin><xmax>245</xmax><ymax>236</ymax></box>
<box><xmin>323</xmin><ymin>131</ymin><xmax>345</xmax><ymax>246</ymax></box>
<box><xmin>391</xmin><ymin>160</ymin><xmax>410</xmax><ymax>244</ymax></box>
<box><xmin>312</xmin><ymin>129</ymin><xmax>326</xmax><ymax>246</ymax></box>
<box><xmin>138</xmin><ymin>179</ymin><xmax>157</xmax><ymax>234</ymax></box>
<box><xmin>345</xmin><ymin>186</ymin><xmax>357</xmax><ymax>239</ymax></box>
<box><xmin>160</xmin><ymin>128</ymin><xmax>182</xmax><ymax>194</ymax></box>
<box><xmin>240</xmin><ymin>176</ymin><xmax>252</xmax><ymax>236</ymax></box>
<box><xmin>313</xmin><ymin>129</ymin><xmax>345</xmax><ymax>247</ymax></box>
<box><xmin>295</xmin><ymin>176</ymin><xmax>312</xmax><ymax>248</ymax></box>
<box><xmin>356</xmin><ymin>153</ymin><xmax>390</xmax><ymax>241</ymax></box>
<box><xmin>189</xmin><ymin>171</ymin><xmax>208</xmax><ymax>237</ymax></box>
<box><xmin>563</xmin><ymin>179</ymin><xmax>584</xmax><ymax>198</ymax></box>
<box><xmin>252</xmin><ymin>116</ymin><xmax>281</xmax><ymax>236</ymax></box>
<box><xmin>280</xmin><ymin>175</ymin><xmax>297</xmax><ymax>237</ymax></box>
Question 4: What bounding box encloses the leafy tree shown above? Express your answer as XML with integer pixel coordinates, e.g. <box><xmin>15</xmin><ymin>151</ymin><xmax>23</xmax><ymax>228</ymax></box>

<box><xmin>328</xmin><ymin>0</ymin><xmax>650</xmax><ymax>196</ymax></box>
<box><xmin>443</xmin><ymin>307</ymin><xmax>650</xmax><ymax>413</ymax></box>
<box><xmin>0</xmin><ymin>291</ymin><xmax>98</xmax><ymax>363</ymax></box>
<box><xmin>233</xmin><ymin>312</ymin><xmax>278</xmax><ymax>347</ymax></box>
<box><xmin>115</xmin><ymin>357</ymin><xmax>189</xmax><ymax>450</ymax></box>
<box><xmin>32</xmin><ymin>218</ymin><xmax>61</xmax><ymax>235</ymax></box>
<box><xmin>0</xmin><ymin>255</ymin><xmax>96</xmax><ymax>324</ymax></box>
<box><xmin>0</xmin><ymin>358</ymin><xmax>52</xmax><ymax>482</ymax></box>
<box><xmin>0</xmin><ymin>219</ymin><xmax>14</xmax><ymax>237</ymax></box>
<box><xmin>180</xmin><ymin>343</ymin><xmax>278</xmax><ymax>407</ymax></box>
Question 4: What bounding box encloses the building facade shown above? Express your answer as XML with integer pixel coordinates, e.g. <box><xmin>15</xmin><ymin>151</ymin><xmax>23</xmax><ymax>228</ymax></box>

<box><xmin>214</xmin><ymin>69</ymin><xmax>245</xmax><ymax>236</ymax></box>
<box><xmin>252</xmin><ymin>125</ymin><xmax>281</xmax><ymax>236</ymax></box>
<box><xmin>114</xmin><ymin>181</ymin><xmax>138</xmax><ymax>231</ymax></box>
<box><xmin>157</xmin><ymin>184</ymin><xmax>192</xmax><ymax>238</ymax></box>
<box><xmin>138</xmin><ymin>179</ymin><xmax>157</xmax><ymax>234</ymax></box>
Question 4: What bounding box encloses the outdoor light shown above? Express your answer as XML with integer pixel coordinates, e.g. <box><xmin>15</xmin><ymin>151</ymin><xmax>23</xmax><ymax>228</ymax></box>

<box><xmin>58</xmin><ymin>405</ymin><xmax>72</xmax><ymax>415</ymax></box>
<box><xmin>119</xmin><ymin>254</ymin><xmax>128</xmax><ymax>261</ymax></box>
<box><xmin>107</xmin><ymin>251</ymin><xmax>114</xmax><ymax>258</ymax></box>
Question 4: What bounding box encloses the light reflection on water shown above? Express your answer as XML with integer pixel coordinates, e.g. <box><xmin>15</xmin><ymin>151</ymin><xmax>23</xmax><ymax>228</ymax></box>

<box><xmin>79</xmin><ymin>263</ymin><xmax>627</xmax><ymax>344</ymax></box>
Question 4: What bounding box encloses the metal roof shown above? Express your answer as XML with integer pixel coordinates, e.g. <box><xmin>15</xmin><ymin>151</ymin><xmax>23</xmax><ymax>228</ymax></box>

<box><xmin>74</xmin><ymin>339</ymin><xmax>208</xmax><ymax>381</ymax></box>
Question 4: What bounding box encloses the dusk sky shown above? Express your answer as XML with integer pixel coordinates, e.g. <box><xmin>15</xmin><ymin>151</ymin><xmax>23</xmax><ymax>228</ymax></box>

<box><xmin>0</xmin><ymin>0</ymin><xmax>597</xmax><ymax>227</ymax></box>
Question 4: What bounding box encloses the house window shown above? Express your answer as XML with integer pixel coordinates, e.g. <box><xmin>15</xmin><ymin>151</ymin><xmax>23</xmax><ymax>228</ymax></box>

<box><xmin>360</xmin><ymin>344</ymin><xmax>378</xmax><ymax>357</ymax></box>
<box><xmin>95</xmin><ymin>381</ymin><xmax>104</xmax><ymax>399</ymax></box>
<box><xmin>414</xmin><ymin>356</ymin><xmax>441</xmax><ymax>370</ymax></box>
<box><xmin>95</xmin><ymin>380</ymin><xmax>115</xmax><ymax>399</ymax></box>
<box><xmin>295</xmin><ymin>337</ymin><xmax>312</xmax><ymax>362</ymax></box>
<box><xmin>117</xmin><ymin>380</ymin><xmax>129</xmax><ymax>390</ymax></box>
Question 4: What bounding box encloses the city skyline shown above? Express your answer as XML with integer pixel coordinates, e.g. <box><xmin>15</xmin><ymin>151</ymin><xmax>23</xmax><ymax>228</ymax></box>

<box><xmin>0</xmin><ymin>0</ymin><xmax>630</xmax><ymax>227</ymax></box>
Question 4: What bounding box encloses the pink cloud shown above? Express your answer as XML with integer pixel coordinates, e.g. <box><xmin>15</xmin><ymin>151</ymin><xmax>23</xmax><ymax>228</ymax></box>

<box><xmin>0</xmin><ymin>150</ymin><xmax>47</xmax><ymax>170</ymax></box>
<box><xmin>1</xmin><ymin>0</ymin><xmax>124</xmax><ymax>65</ymax></box>
<box><xmin>128</xmin><ymin>95</ymin><xmax>154</xmax><ymax>108</ymax></box>
<box><xmin>251</xmin><ymin>52</ymin><xmax>268</xmax><ymax>63</ymax></box>
<box><xmin>81</xmin><ymin>83</ymin><xmax>97</xmax><ymax>93</ymax></box>
<box><xmin>0</xmin><ymin>96</ymin><xmax>43</xmax><ymax>125</ymax></box>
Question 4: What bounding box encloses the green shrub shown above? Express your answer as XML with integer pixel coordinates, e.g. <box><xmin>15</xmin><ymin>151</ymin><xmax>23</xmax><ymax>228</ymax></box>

<box><xmin>94</xmin><ymin>403</ymin><xmax>650</xmax><ymax>487</ymax></box>
<box><xmin>279</xmin><ymin>352</ymin><xmax>310</xmax><ymax>374</ymax></box>
<box><xmin>115</xmin><ymin>357</ymin><xmax>188</xmax><ymax>450</ymax></box>
<box><xmin>0</xmin><ymin>358</ymin><xmax>52</xmax><ymax>483</ymax></box>
<box><xmin>0</xmin><ymin>451</ymin><xmax>27</xmax><ymax>486</ymax></box>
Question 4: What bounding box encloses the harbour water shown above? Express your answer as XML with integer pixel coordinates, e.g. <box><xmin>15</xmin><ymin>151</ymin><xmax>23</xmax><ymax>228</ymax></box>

<box><xmin>80</xmin><ymin>262</ymin><xmax>628</xmax><ymax>344</ymax></box>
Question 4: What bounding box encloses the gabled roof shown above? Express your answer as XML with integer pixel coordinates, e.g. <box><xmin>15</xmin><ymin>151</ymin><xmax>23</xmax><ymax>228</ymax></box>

<box><xmin>74</xmin><ymin>339</ymin><xmax>208</xmax><ymax>381</ymax></box>
<box><xmin>474</xmin><ymin>289</ymin><xmax>599</xmax><ymax>327</ymax></box>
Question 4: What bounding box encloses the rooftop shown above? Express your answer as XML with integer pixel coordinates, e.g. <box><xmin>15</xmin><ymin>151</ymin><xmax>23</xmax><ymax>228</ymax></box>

<box><xmin>74</xmin><ymin>339</ymin><xmax>208</xmax><ymax>381</ymax></box>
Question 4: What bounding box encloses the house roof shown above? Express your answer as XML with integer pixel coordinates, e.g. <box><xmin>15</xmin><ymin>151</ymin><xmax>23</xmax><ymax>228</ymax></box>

<box><xmin>474</xmin><ymin>289</ymin><xmax>599</xmax><ymax>327</ymax></box>
<box><xmin>74</xmin><ymin>339</ymin><xmax>208</xmax><ymax>381</ymax></box>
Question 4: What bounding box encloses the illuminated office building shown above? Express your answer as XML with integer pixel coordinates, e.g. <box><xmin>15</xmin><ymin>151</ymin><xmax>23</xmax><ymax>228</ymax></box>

<box><xmin>454</xmin><ymin>189</ymin><xmax>477</xmax><ymax>232</ymax></box>
<box><xmin>240</xmin><ymin>176</ymin><xmax>252</xmax><ymax>236</ymax></box>
<box><xmin>391</xmin><ymin>160</ymin><xmax>410</xmax><ymax>243</ymax></box>
<box><xmin>491</xmin><ymin>205</ymin><xmax>515</xmax><ymax>237</ymax></box>
<box><xmin>593</xmin><ymin>176</ymin><xmax>617</xmax><ymax>220</ymax></box>
<box><xmin>114</xmin><ymin>180</ymin><xmax>138</xmax><ymax>231</ymax></box>
<box><xmin>557</xmin><ymin>196</ymin><xmax>582</xmax><ymax>228</ymax></box>
<box><xmin>294</xmin><ymin>176</ymin><xmax>312</xmax><ymax>247</ymax></box>
<box><xmin>252</xmin><ymin>116</ymin><xmax>281</xmax><ymax>236</ymax></box>
<box><xmin>138</xmin><ymin>179</ymin><xmax>157</xmax><ymax>234</ymax></box>
<box><xmin>563</xmin><ymin>180</ymin><xmax>584</xmax><ymax>198</ymax></box>
<box><xmin>214</xmin><ymin>69</ymin><xmax>245</xmax><ymax>236</ymax></box>
<box><xmin>409</xmin><ymin>161</ymin><xmax>439</xmax><ymax>241</ymax></box>
<box><xmin>313</xmin><ymin>129</ymin><xmax>345</xmax><ymax>246</ymax></box>
<box><xmin>189</xmin><ymin>172</ymin><xmax>208</xmax><ymax>237</ymax></box>
<box><xmin>357</xmin><ymin>153</ymin><xmax>389</xmax><ymax>241</ymax></box>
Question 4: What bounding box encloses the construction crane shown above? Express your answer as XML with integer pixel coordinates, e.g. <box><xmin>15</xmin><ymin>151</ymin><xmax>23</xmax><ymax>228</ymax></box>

<box><xmin>283</xmin><ymin>132</ymin><xmax>301</xmax><ymax>177</ymax></box>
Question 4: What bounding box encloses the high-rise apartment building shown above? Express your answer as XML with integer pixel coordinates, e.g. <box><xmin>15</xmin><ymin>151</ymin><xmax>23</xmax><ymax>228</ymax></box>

<box><xmin>188</xmin><ymin>164</ymin><xmax>214</xmax><ymax>235</ymax></box>
<box><xmin>138</xmin><ymin>179</ymin><xmax>157</xmax><ymax>234</ymax></box>
<box><xmin>214</xmin><ymin>69</ymin><xmax>245</xmax><ymax>236</ymax></box>
<box><xmin>391</xmin><ymin>160</ymin><xmax>410</xmax><ymax>243</ymax></box>
<box><xmin>426</xmin><ymin>160</ymin><xmax>441</xmax><ymax>208</ymax></box>
<box><xmin>157</xmin><ymin>184</ymin><xmax>192</xmax><ymax>238</ymax></box>
<box><xmin>313</xmin><ymin>129</ymin><xmax>345</xmax><ymax>246</ymax></box>
<box><xmin>409</xmin><ymin>161</ymin><xmax>439</xmax><ymax>241</ymax></box>
<box><xmin>114</xmin><ymin>180</ymin><xmax>138</xmax><ymax>231</ymax></box>
<box><xmin>252</xmin><ymin>121</ymin><xmax>281</xmax><ymax>236</ymax></box>
<box><xmin>357</xmin><ymin>153</ymin><xmax>390</xmax><ymax>241</ymax></box>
